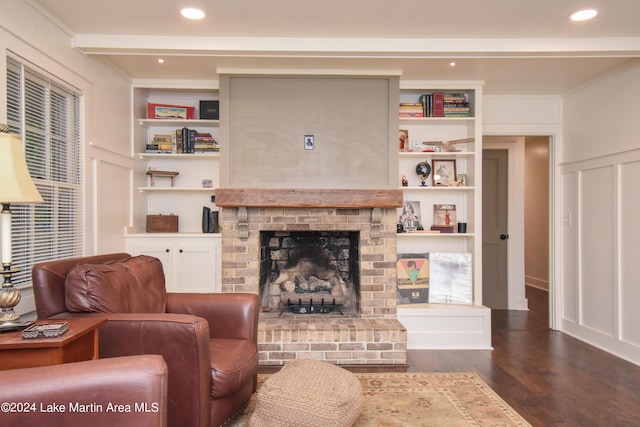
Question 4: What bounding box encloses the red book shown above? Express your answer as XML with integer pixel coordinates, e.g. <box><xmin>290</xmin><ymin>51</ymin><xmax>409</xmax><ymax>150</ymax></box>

<box><xmin>433</xmin><ymin>92</ymin><xmax>444</xmax><ymax>117</ymax></box>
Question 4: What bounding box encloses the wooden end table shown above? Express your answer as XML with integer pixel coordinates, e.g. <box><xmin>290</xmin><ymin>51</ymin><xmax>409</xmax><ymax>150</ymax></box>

<box><xmin>0</xmin><ymin>318</ymin><xmax>106</xmax><ymax>370</ymax></box>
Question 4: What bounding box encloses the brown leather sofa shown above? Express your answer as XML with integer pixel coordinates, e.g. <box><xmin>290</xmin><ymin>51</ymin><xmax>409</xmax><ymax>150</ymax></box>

<box><xmin>0</xmin><ymin>354</ymin><xmax>168</xmax><ymax>427</ymax></box>
<box><xmin>31</xmin><ymin>253</ymin><xmax>259</xmax><ymax>427</ymax></box>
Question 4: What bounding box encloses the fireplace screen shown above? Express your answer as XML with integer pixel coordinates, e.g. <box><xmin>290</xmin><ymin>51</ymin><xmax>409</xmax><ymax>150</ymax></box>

<box><xmin>259</xmin><ymin>231</ymin><xmax>360</xmax><ymax>316</ymax></box>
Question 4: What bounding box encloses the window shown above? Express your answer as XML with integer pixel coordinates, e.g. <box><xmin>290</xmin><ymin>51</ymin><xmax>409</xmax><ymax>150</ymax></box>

<box><xmin>5</xmin><ymin>57</ymin><xmax>84</xmax><ymax>292</ymax></box>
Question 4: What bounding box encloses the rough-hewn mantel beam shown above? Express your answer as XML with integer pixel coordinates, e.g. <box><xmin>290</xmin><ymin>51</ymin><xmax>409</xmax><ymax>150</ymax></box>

<box><xmin>215</xmin><ymin>188</ymin><xmax>403</xmax><ymax>208</ymax></box>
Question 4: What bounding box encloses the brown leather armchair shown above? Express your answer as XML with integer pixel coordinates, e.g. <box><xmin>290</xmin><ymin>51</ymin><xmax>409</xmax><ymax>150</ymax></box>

<box><xmin>0</xmin><ymin>355</ymin><xmax>168</xmax><ymax>427</ymax></box>
<box><xmin>31</xmin><ymin>253</ymin><xmax>259</xmax><ymax>427</ymax></box>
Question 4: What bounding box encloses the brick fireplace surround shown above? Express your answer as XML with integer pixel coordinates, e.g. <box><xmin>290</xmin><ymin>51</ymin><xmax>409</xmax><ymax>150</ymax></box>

<box><xmin>216</xmin><ymin>189</ymin><xmax>407</xmax><ymax>366</ymax></box>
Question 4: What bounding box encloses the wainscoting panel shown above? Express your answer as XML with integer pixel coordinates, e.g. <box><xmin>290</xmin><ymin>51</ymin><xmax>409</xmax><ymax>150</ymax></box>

<box><xmin>561</xmin><ymin>149</ymin><xmax>640</xmax><ymax>365</ymax></box>
<box><xmin>619</xmin><ymin>160</ymin><xmax>640</xmax><ymax>347</ymax></box>
<box><xmin>579</xmin><ymin>165</ymin><xmax>615</xmax><ymax>336</ymax></box>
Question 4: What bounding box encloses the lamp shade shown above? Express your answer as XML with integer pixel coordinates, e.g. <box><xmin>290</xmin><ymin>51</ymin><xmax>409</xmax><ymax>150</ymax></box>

<box><xmin>0</xmin><ymin>133</ymin><xmax>43</xmax><ymax>204</ymax></box>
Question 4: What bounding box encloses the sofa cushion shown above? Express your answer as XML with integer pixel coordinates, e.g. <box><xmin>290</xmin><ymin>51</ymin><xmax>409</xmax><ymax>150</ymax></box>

<box><xmin>65</xmin><ymin>255</ymin><xmax>167</xmax><ymax>313</ymax></box>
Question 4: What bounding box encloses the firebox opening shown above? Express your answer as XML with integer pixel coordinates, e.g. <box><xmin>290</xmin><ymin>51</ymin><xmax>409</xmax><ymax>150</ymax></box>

<box><xmin>259</xmin><ymin>231</ymin><xmax>360</xmax><ymax>317</ymax></box>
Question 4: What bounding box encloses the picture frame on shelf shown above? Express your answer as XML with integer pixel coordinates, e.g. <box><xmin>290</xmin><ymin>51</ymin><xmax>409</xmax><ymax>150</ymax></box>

<box><xmin>433</xmin><ymin>204</ymin><xmax>456</xmax><ymax>227</ymax></box>
<box><xmin>396</xmin><ymin>253</ymin><xmax>430</xmax><ymax>304</ymax></box>
<box><xmin>432</xmin><ymin>159</ymin><xmax>457</xmax><ymax>186</ymax></box>
<box><xmin>147</xmin><ymin>103</ymin><xmax>195</xmax><ymax>120</ymax></box>
<box><xmin>428</xmin><ymin>252</ymin><xmax>473</xmax><ymax>305</ymax></box>
<box><xmin>397</xmin><ymin>201</ymin><xmax>422</xmax><ymax>232</ymax></box>
<box><xmin>456</xmin><ymin>173</ymin><xmax>467</xmax><ymax>186</ymax></box>
<box><xmin>399</xmin><ymin>129</ymin><xmax>409</xmax><ymax>152</ymax></box>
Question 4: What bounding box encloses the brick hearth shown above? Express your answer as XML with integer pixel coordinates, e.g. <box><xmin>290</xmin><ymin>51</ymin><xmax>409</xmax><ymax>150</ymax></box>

<box><xmin>216</xmin><ymin>189</ymin><xmax>407</xmax><ymax>366</ymax></box>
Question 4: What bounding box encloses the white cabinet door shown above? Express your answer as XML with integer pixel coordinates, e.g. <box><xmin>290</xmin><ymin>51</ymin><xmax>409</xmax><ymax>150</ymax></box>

<box><xmin>176</xmin><ymin>241</ymin><xmax>220</xmax><ymax>293</ymax></box>
<box><xmin>126</xmin><ymin>236</ymin><xmax>221</xmax><ymax>293</ymax></box>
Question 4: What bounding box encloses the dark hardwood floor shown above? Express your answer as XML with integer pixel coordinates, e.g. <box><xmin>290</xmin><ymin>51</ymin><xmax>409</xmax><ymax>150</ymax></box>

<box><xmin>407</xmin><ymin>287</ymin><xmax>640</xmax><ymax>426</ymax></box>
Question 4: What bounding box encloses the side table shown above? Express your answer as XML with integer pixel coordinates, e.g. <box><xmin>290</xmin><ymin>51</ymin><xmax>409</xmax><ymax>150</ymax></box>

<box><xmin>0</xmin><ymin>318</ymin><xmax>106</xmax><ymax>370</ymax></box>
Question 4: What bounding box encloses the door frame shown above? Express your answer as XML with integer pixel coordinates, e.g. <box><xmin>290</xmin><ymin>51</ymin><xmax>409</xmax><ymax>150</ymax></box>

<box><xmin>483</xmin><ymin>128</ymin><xmax>561</xmax><ymax>331</ymax></box>
<box><xmin>483</xmin><ymin>137</ymin><xmax>528</xmax><ymax>310</ymax></box>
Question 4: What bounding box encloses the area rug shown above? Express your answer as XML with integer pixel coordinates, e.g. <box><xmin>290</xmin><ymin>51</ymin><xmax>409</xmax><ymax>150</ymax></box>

<box><xmin>230</xmin><ymin>372</ymin><xmax>531</xmax><ymax>426</ymax></box>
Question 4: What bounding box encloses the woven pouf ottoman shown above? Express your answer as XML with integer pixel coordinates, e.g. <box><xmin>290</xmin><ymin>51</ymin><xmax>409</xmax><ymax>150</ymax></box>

<box><xmin>250</xmin><ymin>359</ymin><xmax>363</xmax><ymax>427</ymax></box>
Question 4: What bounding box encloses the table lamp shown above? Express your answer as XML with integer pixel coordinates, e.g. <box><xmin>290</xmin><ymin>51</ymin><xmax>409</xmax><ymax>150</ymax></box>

<box><xmin>0</xmin><ymin>125</ymin><xmax>43</xmax><ymax>332</ymax></box>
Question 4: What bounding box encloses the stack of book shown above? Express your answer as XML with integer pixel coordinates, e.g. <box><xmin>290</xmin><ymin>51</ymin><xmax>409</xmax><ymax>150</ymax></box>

<box><xmin>418</xmin><ymin>92</ymin><xmax>471</xmax><ymax>118</ymax></box>
<box><xmin>194</xmin><ymin>132</ymin><xmax>219</xmax><ymax>153</ymax></box>
<box><xmin>399</xmin><ymin>103</ymin><xmax>424</xmax><ymax>117</ymax></box>
<box><xmin>146</xmin><ymin>134</ymin><xmax>173</xmax><ymax>153</ymax></box>
<box><xmin>145</xmin><ymin>128</ymin><xmax>219</xmax><ymax>154</ymax></box>
<box><xmin>443</xmin><ymin>93</ymin><xmax>470</xmax><ymax>117</ymax></box>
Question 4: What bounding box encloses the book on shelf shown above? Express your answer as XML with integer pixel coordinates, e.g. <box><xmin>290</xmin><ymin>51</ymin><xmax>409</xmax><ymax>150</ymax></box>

<box><xmin>419</xmin><ymin>94</ymin><xmax>432</xmax><ymax>117</ymax></box>
<box><xmin>444</xmin><ymin>92</ymin><xmax>470</xmax><ymax>117</ymax></box>
<box><xmin>399</xmin><ymin>103</ymin><xmax>424</xmax><ymax>117</ymax></box>
<box><xmin>146</xmin><ymin>128</ymin><xmax>219</xmax><ymax>154</ymax></box>
<box><xmin>418</xmin><ymin>91</ymin><xmax>471</xmax><ymax>117</ymax></box>
<box><xmin>432</xmin><ymin>91</ymin><xmax>444</xmax><ymax>117</ymax></box>
<box><xmin>145</xmin><ymin>144</ymin><xmax>172</xmax><ymax>154</ymax></box>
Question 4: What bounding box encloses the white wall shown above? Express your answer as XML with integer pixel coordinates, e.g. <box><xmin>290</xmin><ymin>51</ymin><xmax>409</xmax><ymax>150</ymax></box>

<box><xmin>561</xmin><ymin>61</ymin><xmax>640</xmax><ymax>365</ymax></box>
<box><xmin>525</xmin><ymin>136</ymin><xmax>550</xmax><ymax>291</ymax></box>
<box><xmin>1</xmin><ymin>0</ymin><xmax>132</xmax><ymax>314</ymax></box>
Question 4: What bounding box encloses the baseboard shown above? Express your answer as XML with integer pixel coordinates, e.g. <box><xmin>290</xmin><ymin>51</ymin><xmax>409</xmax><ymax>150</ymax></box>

<box><xmin>525</xmin><ymin>275</ymin><xmax>549</xmax><ymax>291</ymax></box>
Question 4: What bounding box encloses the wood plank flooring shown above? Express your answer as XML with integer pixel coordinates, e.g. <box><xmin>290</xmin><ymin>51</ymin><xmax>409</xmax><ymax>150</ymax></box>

<box><xmin>259</xmin><ymin>287</ymin><xmax>640</xmax><ymax>425</ymax></box>
<box><xmin>407</xmin><ymin>287</ymin><xmax>640</xmax><ymax>426</ymax></box>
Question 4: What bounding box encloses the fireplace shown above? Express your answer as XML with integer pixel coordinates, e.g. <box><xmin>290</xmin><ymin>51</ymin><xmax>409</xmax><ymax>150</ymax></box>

<box><xmin>216</xmin><ymin>188</ymin><xmax>407</xmax><ymax>366</ymax></box>
<box><xmin>260</xmin><ymin>230</ymin><xmax>360</xmax><ymax>316</ymax></box>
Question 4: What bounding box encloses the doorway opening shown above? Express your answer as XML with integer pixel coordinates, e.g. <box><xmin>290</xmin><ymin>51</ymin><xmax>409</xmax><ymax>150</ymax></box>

<box><xmin>482</xmin><ymin>136</ymin><xmax>550</xmax><ymax>315</ymax></box>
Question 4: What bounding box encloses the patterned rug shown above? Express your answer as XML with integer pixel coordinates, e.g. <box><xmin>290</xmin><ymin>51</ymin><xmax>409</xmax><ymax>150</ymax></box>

<box><xmin>230</xmin><ymin>372</ymin><xmax>531</xmax><ymax>426</ymax></box>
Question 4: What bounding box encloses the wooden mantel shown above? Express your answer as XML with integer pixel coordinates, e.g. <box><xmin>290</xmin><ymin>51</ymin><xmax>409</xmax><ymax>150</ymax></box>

<box><xmin>215</xmin><ymin>188</ymin><xmax>403</xmax><ymax>208</ymax></box>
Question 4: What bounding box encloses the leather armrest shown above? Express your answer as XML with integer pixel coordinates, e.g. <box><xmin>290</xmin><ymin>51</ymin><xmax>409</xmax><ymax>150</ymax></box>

<box><xmin>0</xmin><ymin>355</ymin><xmax>168</xmax><ymax>427</ymax></box>
<box><xmin>166</xmin><ymin>292</ymin><xmax>259</xmax><ymax>342</ymax></box>
<box><xmin>96</xmin><ymin>313</ymin><xmax>211</xmax><ymax>427</ymax></box>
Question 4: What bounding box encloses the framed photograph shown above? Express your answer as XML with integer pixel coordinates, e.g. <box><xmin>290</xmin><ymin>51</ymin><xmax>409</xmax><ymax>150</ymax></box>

<box><xmin>433</xmin><ymin>204</ymin><xmax>456</xmax><ymax>227</ymax></box>
<box><xmin>397</xmin><ymin>201</ymin><xmax>422</xmax><ymax>232</ymax></box>
<box><xmin>456</xmin><ymin>173</ymin><xmax>467</xmax><ymax>186</ymax></box>
<box><xmin>431</xmin><ymin>159</ymin><xmax>457</xmax><ymax>186</ymax></box>
<box><xmin>399</xmin><ymin>129</ymin><xmax>409</xmax><ymax>152</ymax></box>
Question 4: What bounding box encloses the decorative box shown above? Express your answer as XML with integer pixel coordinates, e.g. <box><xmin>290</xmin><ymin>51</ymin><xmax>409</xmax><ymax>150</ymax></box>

<box><xmin>147</xmin><ymin>103</ymin><xmax>196</xmax><ymax>120</ymax></box>
<box><xmin>22</xmin><ymin>322</ymin><xmax>69</xmax><ymax>339</ymax></box>
<box><xmin>146</xmin><ymin>214</ymin><xmax>179</xmax><ymax>233</ymax></box>
<box><xmin>199</xmin><ymin>100</ymin><xmax>219</xmax><ymax>119</ymax></box>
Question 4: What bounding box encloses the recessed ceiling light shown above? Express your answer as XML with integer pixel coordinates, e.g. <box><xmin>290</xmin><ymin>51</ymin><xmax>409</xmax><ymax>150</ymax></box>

<box><xmin>157</xmin><ymin>58</ymin><xmax>165</xmax><ymax>64</ymax></box>
<box><xmin>449</xmin><ymin>62</ymin><xmax>456</xmax><ymax>67</ymax></box>
<box><xmin>181</xmin><ymin>8</ymin><xmax>205</xmax><ymax>20</ymax></box>
<box><xmin>570</xmin><ymin>9</ymin><xmax>597</xmax><ymax>21</ymax></box>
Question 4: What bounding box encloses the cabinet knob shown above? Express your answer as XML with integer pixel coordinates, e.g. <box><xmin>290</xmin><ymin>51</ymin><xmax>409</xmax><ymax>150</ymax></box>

<box><xmin>165</xmin><ymin>249</ymin><xmax>170</xmax><ymax>253</ymax></box>
<box><xmin>179</xmin><ymin>249</ymin><xmax>183</xmax><ymax>253</ymax></box>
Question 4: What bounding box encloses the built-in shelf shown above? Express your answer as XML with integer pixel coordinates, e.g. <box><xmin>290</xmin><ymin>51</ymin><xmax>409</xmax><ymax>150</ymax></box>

<box><xmin>400</xmin><ymin>186</ymin><xmax>475</xmax><ymax>191</ymax></box>
<box><xmin>137</xmin><ymin>152</ymin><xmax>219</xmax><ymax>159</ymax></box>
<box><xmin>397</xmin><ymin>232</ymin><xmax>475</xmax><ymax>238</ymax></box>
<box><xmin>398</xmin><ymin>117</ymin><xmax>475</xmax><ymax>123</ymax></box>
<box><xmin>137</xmin><ymin>118</ymin><xmax>219</xmax><ymax>127</ymax></box>
<box><xmin>399</xmin><ymin>151</ymin><xmax>474</xmax><ymax>158</ymax></box>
